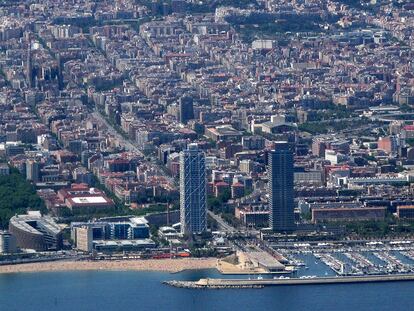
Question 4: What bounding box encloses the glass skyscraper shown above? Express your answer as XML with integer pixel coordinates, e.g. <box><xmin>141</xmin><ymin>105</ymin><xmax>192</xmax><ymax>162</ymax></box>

<box><xmin>180</xmin><ymin>143</ymin><xmax>207</xmax><ymax>234</ymax></box>
<box><xmin>268</xmin><ymin>142</ymin><xmax>295</xmax><ymax>232</ymax></box>
<box><xmin>179</xmin><ymin>95</ymin><xmax>194</xmax><ymax>125</ymax></box>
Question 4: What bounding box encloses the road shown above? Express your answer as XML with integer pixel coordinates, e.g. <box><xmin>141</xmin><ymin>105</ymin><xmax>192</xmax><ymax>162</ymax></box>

<box><xmin>207</xmin><ymin>210</ymin><xmax>236</xmax><ymax>233</ymax></box>
<box><xmin>91</xmin><ymin>110</ymin><xmax>177</xmax><ymax>186</ymax></box>
<box><xmin>91</xmin><ymin>111</ymin><xmax>143</xmax><ymax>155</ymax></box>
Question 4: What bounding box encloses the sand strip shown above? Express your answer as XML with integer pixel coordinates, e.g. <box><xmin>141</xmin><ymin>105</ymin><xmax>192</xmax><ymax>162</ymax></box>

<box><xmin>0</xmin><ymin>258</ymin><xmax>217</xmax><ymax>274</ymax></box>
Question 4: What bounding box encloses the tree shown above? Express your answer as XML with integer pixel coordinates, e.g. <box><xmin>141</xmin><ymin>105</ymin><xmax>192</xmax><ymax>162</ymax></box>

<box><xmin>0</xmin><ymin>168</ymin><xmax>46</xmax><ymax>229</ymax></box>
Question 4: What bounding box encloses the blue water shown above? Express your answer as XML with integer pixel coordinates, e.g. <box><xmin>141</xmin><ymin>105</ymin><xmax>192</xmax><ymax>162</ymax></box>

<box><xmin>364</xmin><ymin>252</ymin><xmax>387</xmax><ymax>266</ymax></box>
<box><xmin>0</xmin><ymin>269</ymin><xmax>413</xmax><ymax>311</ymax></box>
<box><xmin>295</xmin><ymin>253</ymin><xmax>336</xmax><ymax>276</ymax></box>
<box><xmin>392</xmin><ymin>251</ymin><xmax>414</xmax><ymax>265</ymax></box>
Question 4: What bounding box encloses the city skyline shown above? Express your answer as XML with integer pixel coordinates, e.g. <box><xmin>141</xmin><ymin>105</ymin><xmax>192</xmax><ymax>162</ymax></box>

<box><xmin>0</xmin><ymin>0</ymin><xmax>414</xmax><ymax>308</ymax></box>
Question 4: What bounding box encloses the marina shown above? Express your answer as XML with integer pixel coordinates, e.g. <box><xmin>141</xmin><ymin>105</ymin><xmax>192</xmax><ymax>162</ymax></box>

<box><xmin>400</xmin><ymin>250</ymin><xmax>414</xmax><ymax>262</ymax></box>
<box><xmin>271</xmin><ymin>240</ymin><xmax>414</xmax><ymax>277</ymax></box>
<box><xmin>164</xmin><ymin>240</ymin><xmax>414</xmax><ymax>290</ymax></box>
<box><xmin>217</xmin><ymin>239</ymin><xmax>414</xmax><ymax>277</ymax></box>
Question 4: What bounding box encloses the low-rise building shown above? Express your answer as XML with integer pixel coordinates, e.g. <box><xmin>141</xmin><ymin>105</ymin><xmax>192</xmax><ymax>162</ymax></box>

<box><xmin>312</xmin><ymin>206</ymin><xmax>386</xmax><ymax>223</ymax></box>
<box><xmin>58</xmin><ymin>184</ymin><xmax>115</xmax><ymax>214</ymax></box>
<box><xmin>71</xmin><ymin>216</ymin><xmax>151</xmax><ymax>251</ymax></box>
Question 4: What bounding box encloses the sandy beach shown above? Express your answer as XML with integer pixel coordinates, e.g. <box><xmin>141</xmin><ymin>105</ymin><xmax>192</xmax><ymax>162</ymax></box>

<box><xmin>0</xmin><ymin>258</ymin><xmax>217</xmax><ymax>274</ymax></box>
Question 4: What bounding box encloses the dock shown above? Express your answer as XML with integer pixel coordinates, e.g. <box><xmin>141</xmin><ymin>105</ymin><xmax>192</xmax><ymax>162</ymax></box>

<box><xmin>164</xmin><ymin>274</ymin><xmax>414</xmax><ymax>289</ymax></box>
<box><xmin>217</xmin><ymin>250</ymin><xmax>290</xmax><ymax>275</ymax></box>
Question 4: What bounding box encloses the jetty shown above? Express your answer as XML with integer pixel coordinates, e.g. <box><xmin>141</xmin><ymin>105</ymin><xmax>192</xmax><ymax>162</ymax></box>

<box><xmin>164</xmin><ymin>274</ymin><xmax>414</xmax><ymax>289</ymax></box>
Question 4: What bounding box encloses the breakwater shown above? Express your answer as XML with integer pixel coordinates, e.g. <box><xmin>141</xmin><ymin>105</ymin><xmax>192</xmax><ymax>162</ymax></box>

<box><xmin>164</xmin><ymin>274</ymin><xmax>414</xmax><ymax>289</ymax></box>
<box><xmin>164</xmin><ymin>280</ymin><xmax>264</xmax><ymax>289</ymax></box>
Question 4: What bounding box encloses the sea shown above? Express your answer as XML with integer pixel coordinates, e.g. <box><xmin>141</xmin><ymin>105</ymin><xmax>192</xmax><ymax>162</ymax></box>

<box><xmin>0</xmin><ymin>254</ymin><xmax>413</xmax><ymax>311</ymax></box>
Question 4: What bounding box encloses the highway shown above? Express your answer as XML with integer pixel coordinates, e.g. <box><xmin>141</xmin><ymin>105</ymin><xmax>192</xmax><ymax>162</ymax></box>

<box><xmin>207</xmin><ymin>210</ymin><xmax>236</xmax><ymax>233</ymax></box>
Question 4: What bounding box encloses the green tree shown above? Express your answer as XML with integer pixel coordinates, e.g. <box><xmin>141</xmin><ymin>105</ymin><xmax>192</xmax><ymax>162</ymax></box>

<box><xmin>0</xmin><ymin>168</ymin><xmax>46</xmax><ymax>228</ymax></box>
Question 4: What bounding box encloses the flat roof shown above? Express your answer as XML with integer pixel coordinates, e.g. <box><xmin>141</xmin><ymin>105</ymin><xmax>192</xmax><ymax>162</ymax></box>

<box><xmin>397</xmin><ymin>205</ymin><xmax>414</xmax><ymax>210</ymax></box>
<box><xmin>10</xmin><ymin>214</ymin><xmax>61</xmax><ymax>235</ymax></box>
<box><xmin>93</xmin><ymin>239</ymin><xmax>155</xmax><ymax>246</ymax></box>
<box><xmin>313</xmin><ymin>207</ymin><xmax>386</xmax><ymax>212</ymax></box>
<box><xmin>72</xmin><ymin>196</ymin><xmax>108</xmax><ymax>204</ymax></box>
<box><xmin>247</xmin><ymin>251</ymin><xmax>285</xmax><ymax>270</ymax></box>
<box><xmin>129</xmin><ymin>217</ymin><xmax>148</xmax><ymax>226</ymax></box>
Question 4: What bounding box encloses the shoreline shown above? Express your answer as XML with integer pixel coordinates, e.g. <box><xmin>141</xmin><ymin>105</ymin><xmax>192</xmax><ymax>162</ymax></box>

<box><xmin>0</xmin><ymin>258</ymin><xmax>217</xmax><ymax>274</ymax></box>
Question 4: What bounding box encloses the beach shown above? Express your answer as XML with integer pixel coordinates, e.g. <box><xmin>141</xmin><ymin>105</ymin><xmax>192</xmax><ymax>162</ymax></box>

<box><xmin>0</xmin><ymin>258</ymin><xmax>217</xmax><ymax>274</ymax></box>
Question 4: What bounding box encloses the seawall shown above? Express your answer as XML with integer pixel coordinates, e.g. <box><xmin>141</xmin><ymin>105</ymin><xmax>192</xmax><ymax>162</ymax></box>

<box><xmin>164</xmin><ymin>274</ymin><xmax>414</xmax><ymax>289</ymax></box>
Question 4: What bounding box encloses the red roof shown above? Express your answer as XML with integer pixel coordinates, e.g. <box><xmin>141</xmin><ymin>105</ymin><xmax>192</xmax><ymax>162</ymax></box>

<box><xmin>404</xmin><ymin>125</ymin><xmax>414</xmax><ymax>131</ymax></box>
<box><xmin>71</xmin><ymin>183</ymin><xmax>89</xmax><ymax>190</ymax></box>
<box><xmin>232</xmin><ymin>183</ymin><xmax>244</xmax><ymax>188</ymax></box>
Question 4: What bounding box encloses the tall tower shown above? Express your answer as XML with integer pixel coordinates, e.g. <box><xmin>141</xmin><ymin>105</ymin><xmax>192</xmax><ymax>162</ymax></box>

<box><xmin>180</xmin><ymin>143</ymin><xmax>207</xmax><ymax>234</ymax></box>
<box><xmin>268</xmin><ymin>142</ymin><xmax>295</xmax><ymax>232</ymax></box>
<box><xmin>179</xmin><ymin>95</ymin><xmax>194</xmax><ymax>124</ymax></box>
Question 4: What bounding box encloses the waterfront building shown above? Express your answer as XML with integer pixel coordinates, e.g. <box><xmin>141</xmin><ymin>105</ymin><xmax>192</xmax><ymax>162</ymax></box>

<box><xmin>75</xmin><ymin>226</ymin><xmax>93</xmax><ymax>252</ymax></box>
<box><xmin>180</xmin><ymin>143</ymin><xmax>207</xmax><ymax>234</ymax></box>
<box><xmin>109</xmin><ymin>218</ymin><xmax>150</xmax><ymax>240</ymax></box>
<box><xmin>268</xmin><ymin>142</ymin><xmax>295</xmax><ymax>232</ymax></box>
<box><xmin>0</xmin><ymin>231</ymin><xmax>17</xmax><ymax>254</ymax></box>
<box><xmin>93</xmin><ymin>239</ymin><xmax>156</xmax><ymax>252</ymax></box>
<box><xmin>71</xmin><ymin>216</ymin><xmax>150</xmax><ymax>247</ymax></box>
<box><xmin>9</xmin><ymin>211</ymin><xmax>62</xmax><ymax>251</ymax></box>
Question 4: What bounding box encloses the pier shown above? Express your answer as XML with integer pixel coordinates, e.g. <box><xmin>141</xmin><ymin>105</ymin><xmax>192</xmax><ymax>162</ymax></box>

<box><xmin>164</xmin><ymin>274</ymin><xmax>414</xmax><ymax>289</ymax></box>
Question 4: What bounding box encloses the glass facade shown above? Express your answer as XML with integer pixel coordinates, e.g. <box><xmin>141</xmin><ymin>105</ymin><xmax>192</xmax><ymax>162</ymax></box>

<box><xmin>268</xmin><ymin>142</ymin><xmax>295</xmax><ymax>232</ymax></box>
<box><xmin>180</xmin><ymin>144</ymin><xmax>207</xmax><ymax>234</ymax></box>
